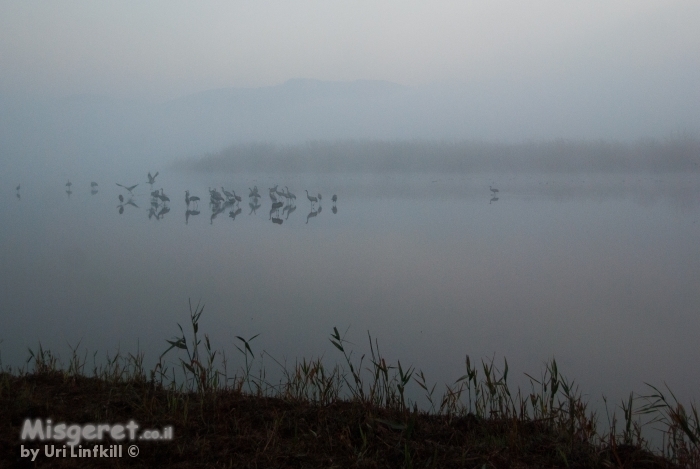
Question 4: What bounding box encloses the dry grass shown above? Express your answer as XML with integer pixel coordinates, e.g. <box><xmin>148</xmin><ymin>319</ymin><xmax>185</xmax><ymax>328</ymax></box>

<box><xmin>1</xmin><ymin>301</ymin><xmax>697</xmax><ymax>468</ymax></box>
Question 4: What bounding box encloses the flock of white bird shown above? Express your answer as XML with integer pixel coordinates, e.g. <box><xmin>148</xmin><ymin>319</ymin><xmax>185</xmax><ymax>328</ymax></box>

<box><xmin>22</xmin><ymin>171</ymin><xmax>342</xmax><ymax>224</ymax></box>
<box><xmin>14</xmin><ymin>171</ymin><xmax>498</xmax><ymax>217</ymax></box>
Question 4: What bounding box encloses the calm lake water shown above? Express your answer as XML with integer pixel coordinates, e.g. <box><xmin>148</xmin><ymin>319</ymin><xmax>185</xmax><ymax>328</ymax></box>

<box><xmin>2</xmin><ymin>170</ymin><xmax>699</xmax><ymax>412</ymax></box>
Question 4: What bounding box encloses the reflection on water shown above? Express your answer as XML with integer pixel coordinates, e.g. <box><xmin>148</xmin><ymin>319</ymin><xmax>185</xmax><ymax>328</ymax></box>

<box><xmin>1</xmin><ymin>171</ymin><xmax>699</xmax><ymax>420</ymax></box>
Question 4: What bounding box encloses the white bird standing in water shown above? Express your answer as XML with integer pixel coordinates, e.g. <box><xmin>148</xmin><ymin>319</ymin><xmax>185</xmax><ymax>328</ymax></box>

<box><xmin>158</xmin><ymin>188</ymin><xmax>170</xmax><ymax>203</ymax></box>
<box><xmin>209</xmin><ymin>188</ymin><xmax>224</xmax><ymax>203</ymax></box>
<box><xmin>221</xmin><ymin>187</ymin><xmax>235</xmax><ymax>200</ymax></box>
<box><xmin>285</xmin><ymin>187</ymin><xmax>296</xmax><ymax>200</ymax></box>
<box><xmin>305</xmin><ymin>190</ymin><xmax>318</xmax><ymax>205</ymax></box>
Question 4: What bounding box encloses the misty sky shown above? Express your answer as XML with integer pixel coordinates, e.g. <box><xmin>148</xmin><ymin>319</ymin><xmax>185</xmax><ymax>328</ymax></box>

<box><xmin>1</xmin><ymin>1</ymin><xmax>699</xmax><ymax>102</ymax></box>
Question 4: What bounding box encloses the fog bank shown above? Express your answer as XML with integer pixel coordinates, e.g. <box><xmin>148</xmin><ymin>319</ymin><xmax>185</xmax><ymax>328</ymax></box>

<box><xmin>176</xmin><ymin>138</ymin><xmax>700</xmax><ymax>175</ymax></box>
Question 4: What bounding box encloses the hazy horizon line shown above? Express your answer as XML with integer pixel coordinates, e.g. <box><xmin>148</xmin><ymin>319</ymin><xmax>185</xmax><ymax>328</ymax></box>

<box><xmin>175</xmin><ymin>137</ymin><xmax>700</xmax><ymax>175</ymax></box>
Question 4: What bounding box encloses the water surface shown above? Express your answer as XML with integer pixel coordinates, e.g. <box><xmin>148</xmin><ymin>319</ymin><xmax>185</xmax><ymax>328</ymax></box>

<box><xmin>1</xmin><ymin>171</ymin><xmax>699</xmax><ymax>413</ymax></box>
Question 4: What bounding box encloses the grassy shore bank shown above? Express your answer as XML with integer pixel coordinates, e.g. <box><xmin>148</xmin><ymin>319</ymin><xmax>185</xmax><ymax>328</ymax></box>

<box><xmin>2</xmin><ymin>303</ymin><xmax>698</xmax><ymax>468</ymax></box>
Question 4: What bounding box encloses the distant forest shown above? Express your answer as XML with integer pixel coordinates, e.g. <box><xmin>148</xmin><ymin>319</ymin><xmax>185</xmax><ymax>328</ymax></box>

<box><xmin>176</xmin><ymin>138</ymin><xmax>700</xmax><ymax>174</ymax></box>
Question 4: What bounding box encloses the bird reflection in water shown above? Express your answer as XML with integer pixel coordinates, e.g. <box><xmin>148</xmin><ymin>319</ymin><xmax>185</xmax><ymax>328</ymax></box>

<box><xmin>117</xmin><ymin>194</ymin><xmax>139</xmax><ymax>214</ymax></box>
<box><xmin>229</xmin><ymin>207</ymin><xmax>242</xmax><ymax>220</ymax></box>
<box><xmin>306</xmin><ymin>208</ymin><xmax>318</xmax><ymax>224</ymax></box>
<box><xmin>269</xmin><ymin>201</ymin><xmax>283</xmax><ymax>220</ymax></box>
<box><xmin>210</xmin><ymin>205</ymin><xmax>225</xmax><ymax>224</ymax></box>
<box><xmin>283</xmin><ymin>203</ymin><xmax>296</xmax><ymax>219</ymax></box>
<box><xmin>185</xmin><ymin>209</ymin><xmax>200</xmax><ymax>224</ymax></box>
